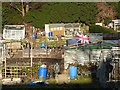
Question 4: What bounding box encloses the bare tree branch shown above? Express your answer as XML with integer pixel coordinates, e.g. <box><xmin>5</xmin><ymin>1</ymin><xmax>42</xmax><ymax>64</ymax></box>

<box><xmin>9</xmin><ymin>2</ymin><xmax>29</xmax><ymax>17</ymax></box>
<box><xmin>10</xmin><ymin>2</ymin><xmax>23</xmax><ymax>14</ymax></box>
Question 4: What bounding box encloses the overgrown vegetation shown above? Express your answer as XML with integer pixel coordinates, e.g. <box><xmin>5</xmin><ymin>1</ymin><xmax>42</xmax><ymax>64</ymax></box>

<box><xmin>22</xmin><ymin>62</ymin><xmax>43</xmax><ymax>83</ymax></box>
<box><xmin>107</xmin><ymin>2</ymin><xmax>120</xmax><ymax>18</ymax></box>
<box><xmin>2</xmin><ymin>2</ymin><xmax>120</xmax><ymax>33</ymax></box>
<box><xmin>2</xmin><ymin>2</ymin><xmax>97</xmax><ymax>28</ymax></box>
<box><xmin>89</xmin><ymin>25</ymin><xmax>117</xmax><ymax>33</ymax></box>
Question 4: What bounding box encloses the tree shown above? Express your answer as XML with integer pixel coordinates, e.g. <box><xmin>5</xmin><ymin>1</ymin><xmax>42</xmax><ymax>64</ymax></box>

<box><xmin>0</xmin><ymin>2</ymin><xmax>2</xmax><ymax>33</ymax></box>
<box><xmin>24</xmin><ymin>2</ymin><xmax>98</xmax><ymax>28</ymax></box>
<box><xmin>117</xmin><ymin>2</ymin><xmax>120</xmax><ymax>18</ymax></box>
<box><xmin>2</xmin><ymin>2</ymin><xmax>98</xmax><ymax>28</ymax></box>
<box><xmin>2</xmin><ymin>3</ymin><xmax>23</xmax><ymax>25</ymax></box>
<box><xmin>96</xmin><ymin>2</ymin><xmax>117</xmax><ymax>23</ymax></box>
<box><xmin>3</xmin><ymin>2</ymin><xmax>120</xmax><ymax>29</ymax></box>
<box><xmin>104</xmin><ymin>17</ymin><xmax>112</xmax><ymax>26</ymax></box>
<box><xmin>107</xmin><ymin>2</ymin><xmax>120</xmax><ymax>19</ymax></box>
<box><xmin>9</xmin><ymin>2</ymin><xmax>29</xmax><ymax>17</ymax></box>
<box><xmin>2</xmin><ymin>2</ymin><xmax>30</xmax><ymax>27</ymax></box>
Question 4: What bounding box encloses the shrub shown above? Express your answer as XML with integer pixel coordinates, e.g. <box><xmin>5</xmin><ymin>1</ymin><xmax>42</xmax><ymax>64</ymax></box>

<box><xmin>89</xmin><ymin>25</ymin><xmax>117</xmax><ymax>33</ymax></box>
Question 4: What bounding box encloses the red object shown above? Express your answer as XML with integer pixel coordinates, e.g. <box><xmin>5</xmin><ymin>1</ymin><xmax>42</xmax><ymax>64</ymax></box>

<box><xmin>76</xmin><ymin>32</ymin><xmax>89</xmax><ymax>44</ymax></box>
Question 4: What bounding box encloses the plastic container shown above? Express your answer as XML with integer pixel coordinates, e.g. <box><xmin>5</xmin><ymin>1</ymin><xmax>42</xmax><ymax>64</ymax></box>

<box><xmin>38</xmin><ymin>67</ymin><xmax>47</xmax><ymax>79</ymax></box>
<box><xmin>64</xmin><ymin>45</ymin><xmax>67</xmax><ymax>49</ymax></box>
<box><xmin>48</xmin><ymin>32</ymin><xmax>53</xmax><ymax>37</ymax></box>
<box><xmin>69</xmin><ymin>66</ymin><xmax>77</xmax><ymax>79</ymax></box>
<box><xmin>40</xmin><ymin>43</ymin><xmax>46</xmax><ymax>48</ymax></box>
<box><xmin>32</xmin><ymin>34</ymin><xmax>36</xmax><ymax>39</ymax></box>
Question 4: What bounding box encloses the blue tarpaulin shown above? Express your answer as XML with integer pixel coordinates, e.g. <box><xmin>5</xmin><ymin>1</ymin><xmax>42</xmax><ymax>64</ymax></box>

<box><xmin>27</xmin><ymin>81</ymin><xmax>47</xmax><ymax>86</ymax></box>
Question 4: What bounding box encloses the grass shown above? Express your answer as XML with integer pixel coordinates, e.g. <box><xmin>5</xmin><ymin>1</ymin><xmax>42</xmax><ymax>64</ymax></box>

<box><xmin>70</xmin><ymin>76</ymin><xmax>92</xmax><ymax>84</ymax></box>
<box><xmin>46</xmin><ymin>75</ymin><xmax>92</xmax><ymax>85</ymax></box>
<box><xmin>2</xmin><ymin>75</ymin><xmax>103</xmax><ymax>90</ymax></box>
<box><xmin>46</xmin><ymin>78</ymin><xmax>56</xmax><ymax>84</ymax></box>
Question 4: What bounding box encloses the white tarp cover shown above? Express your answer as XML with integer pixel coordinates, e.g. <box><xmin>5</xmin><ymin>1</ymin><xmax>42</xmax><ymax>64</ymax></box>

<box><xmin>64</xmin><ymin>49</ymin><xmax>89</xmax><ymax>69</ymax></box>
<box><xmin>64</xmin><ymin>49</ymin><xmax>112</xmax><ymax>69</ymax></box>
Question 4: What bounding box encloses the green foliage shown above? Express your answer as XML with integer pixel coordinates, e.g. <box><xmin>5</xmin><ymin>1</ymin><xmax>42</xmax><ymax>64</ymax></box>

<box><xmin>2</xmin><ymin>2</ymin><xmax>23</xmax><ymax>27</ymax></box>
<box><xmin>48</xmin><ymin>41</ymin><xmax>57</xmax><ymax>47</ymax></box>
<box><xmin>107</xmin><ymin>2</ymin><xmax>120</xmax><ymax>18</ymax></box>
<box><xmin>117</xmin><ymin>2</ymin><xmax>120</xmax><ymax>18</ymax></box>
<box><xmin>104</xmin><ymin>17</ymin><xmax>112</xmax><ymax>25</ymax></box>
<box><xmin>18</xmin><ymin>2</ymin><xmax>97</xmax><ymax>28</ymax></box>
<box><xmin>2</xmin><ymin>2</ymin><xmax>120</xmax><ymax>29</ymax></box>
<box><xmin>32</xmin><ymin>62</ymin><xmax>43</xmax><ymax>75</ymax></box>
<box><xmin>89</xmin><ymin>25</ymin><xmax>117</xmax><ymax>33</ymax></box>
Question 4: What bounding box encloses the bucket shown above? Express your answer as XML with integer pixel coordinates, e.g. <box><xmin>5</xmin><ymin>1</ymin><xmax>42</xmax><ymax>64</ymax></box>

<box><xmin>38</xmin><ymin>67</ymin><xmax>47</xmax><ymax>79</ymax></box>
<box><xmin>69</xmin><ymin>66</ymin><xmax>77</xmax><ymax>79</ymax></box>
<box><xmin>32</xmin><ymin>34</ymin><xmax>36</xmax><ymax>39</ymax></box>
<box><xmin>40</xmin><ymin>43</ymin><xmax>46</xmax><ymax>48</ymax></box>
<box><xmin>48</xmin><ymin>32</ymin><xmax>53</xmax><ymax>37</ymax></box>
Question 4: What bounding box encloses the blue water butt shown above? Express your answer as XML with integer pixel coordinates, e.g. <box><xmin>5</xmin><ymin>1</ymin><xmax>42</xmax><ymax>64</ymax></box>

<box><xmin>38</xmin><ymin>67</ymin><xmax>47</xmax><ymax>79</ymax></box>
<box><xmin>69</xmin><ymin>66</ymin><xmax>78</xmax><ymax>79</ymax></box>
<box><xmin>40</xmin><ymin>43</ymin><xmax>46</xmax><ymax>48</ymax></box>
<box><xmin>48</xmin><ymin>32</ymin><xmax>53</xmax><ymax>37</ymax></box>
<box><xmin>64</xmin><ymin>45</ymin><xmax>67</xmax><ymax>49</ymax></box>
<box><xmin>32</xmin><ymin>34</ymin><xmax>36</xmax><ymax>39</ymax></box>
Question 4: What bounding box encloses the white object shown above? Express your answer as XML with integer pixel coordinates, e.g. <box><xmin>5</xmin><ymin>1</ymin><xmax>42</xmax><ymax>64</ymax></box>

<box><xmin>12</xmin><ymin>78</ymin><xmax>21</xmax><ymax>83</ymax></box>
<box><xmin>95</xmin><ymin>23</ymin><xmax>103</xmax><ymax>26</ymax></box>
<box><xmin>3</xmin><ymin>25</ymin><xmax>25</xmax><ymax>40</ymax></box>
<box><xmin>41</xmin><ymin>64</ymin><xmax>47</xmax><ymax>68</ymax></box>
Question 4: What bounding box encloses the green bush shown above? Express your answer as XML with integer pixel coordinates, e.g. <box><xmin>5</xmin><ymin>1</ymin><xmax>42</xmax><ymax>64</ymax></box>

<box><xmin>89</xmin><ymin>25</ymin><xmax>117</xmax><ymax>33</ymax></box>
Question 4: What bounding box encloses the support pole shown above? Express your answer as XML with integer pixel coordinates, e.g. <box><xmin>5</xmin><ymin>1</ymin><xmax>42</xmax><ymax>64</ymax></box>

<box><xmin>30</xmin><ymin>42</ymin><xmax>33</xmax><ymax>80</ymax></box>
<box><xmin>0</xmin><ymin>47</ymin><xmax>3</xmax><ymax>80</ymax></box>
<box><xmin>1</xmin><ymin>47</ymin><xmax>3</xmax><ymax>63</ymax></box>
<box><xmin>4</xmin><ymin>44</ymin><xmax>6</xmax><ymax>78</ymax></box>
<box><xmin>30</xmin><ymin>42</ymin><xmax>33</xmax><ymax>67</ymax></box>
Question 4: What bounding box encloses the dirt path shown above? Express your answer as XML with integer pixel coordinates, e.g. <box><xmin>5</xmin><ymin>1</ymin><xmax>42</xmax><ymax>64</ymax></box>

<box><xmin>55</xmin><ymin>74</ymin><xmax>70</xmax><ymax>84</ymax></box>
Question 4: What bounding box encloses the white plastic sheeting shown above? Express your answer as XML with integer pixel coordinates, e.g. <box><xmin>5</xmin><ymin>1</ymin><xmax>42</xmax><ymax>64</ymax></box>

<box><xmin>64</xmin><ymin>49</ymin><xmax>112</xmax><ymax>69</ymax></box>
<box><xmin>64</xmin><ymin>49</ymin><xmax>89</xmax><ymax>69</ymax></box>
<box><xmin>2</xmin><ymin>78</ymin><xmax>21</xmax><ymax>85</ymax></box>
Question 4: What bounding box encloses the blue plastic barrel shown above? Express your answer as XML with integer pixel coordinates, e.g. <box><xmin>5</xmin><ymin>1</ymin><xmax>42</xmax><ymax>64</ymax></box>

<box><xmin>69</xmin><ymin>66</ymin><xmax>77</xmax><ymax>79</ymax></box>
<box><xmin>38</xmin><ymin>67</ymin><xmax>47</xmax><ymax>79</ymax></box>
<box><xmin>64</xmin><ymin>45</ymin><xmax>67</xmax><ymax>49</ymax></box>
<box><xmin>32</xmin><ymin>34</ymin><xmax>36</xmax><ymax>39</ymax></box>
<box><xmin>40</xmin><ymin>43</ymin><xmax>46</xmax><ymax>48</ymax></box>
<box><xmin>48</xmin><ymin>32</ymin><xmax>53</xmax><ymax>37</ymax></box>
